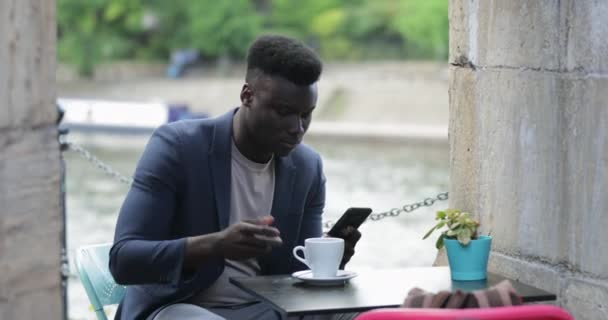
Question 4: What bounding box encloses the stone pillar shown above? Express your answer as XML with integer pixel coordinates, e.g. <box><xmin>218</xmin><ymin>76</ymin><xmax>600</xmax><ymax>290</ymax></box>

<box><xmin>448</xmin><ymin>1</ymin><xmax>607</xmax><ymax>319</ymax></box>
<box><xmin>0</xmin><ymin>0</ymin><xmax>63</xmax><ymax>319</ymax></box>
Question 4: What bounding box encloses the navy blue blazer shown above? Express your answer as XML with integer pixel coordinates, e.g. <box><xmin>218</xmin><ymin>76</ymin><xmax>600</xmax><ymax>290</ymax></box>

<box><xmin>109</xmin><ymin>109</ymin><xmax>326</xmax><ymax>320</ymax></box>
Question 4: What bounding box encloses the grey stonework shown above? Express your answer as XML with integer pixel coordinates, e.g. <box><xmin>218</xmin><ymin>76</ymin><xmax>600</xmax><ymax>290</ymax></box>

<box><xmin>0</xmin><ymin>0</ymin><xmax>62</xmax><ymax>319</ymax></box>
<box><xmin>447</xmin><ymin>1</ymin><xmax>608</xmax><ymax>319</ymax></box>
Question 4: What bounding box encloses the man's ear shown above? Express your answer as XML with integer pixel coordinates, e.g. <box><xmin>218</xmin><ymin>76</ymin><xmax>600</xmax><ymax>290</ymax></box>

<box><xmin>240</xmin><ymin>83</ymin><xmax>253</xmax><ymax>107</ymax></box>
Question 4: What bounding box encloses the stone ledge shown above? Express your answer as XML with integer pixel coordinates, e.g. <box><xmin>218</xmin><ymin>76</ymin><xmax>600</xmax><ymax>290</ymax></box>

<box><xmin>489</xmin><ymin>251</ymin><xmax>608</xmax><ymax>320</ymax></box>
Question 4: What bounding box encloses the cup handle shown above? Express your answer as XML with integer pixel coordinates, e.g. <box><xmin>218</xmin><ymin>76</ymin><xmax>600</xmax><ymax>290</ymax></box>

<box><xmin>292</xmin><ymin>246</ymin><xmax>310</xmax><ymax>269</ymax></box>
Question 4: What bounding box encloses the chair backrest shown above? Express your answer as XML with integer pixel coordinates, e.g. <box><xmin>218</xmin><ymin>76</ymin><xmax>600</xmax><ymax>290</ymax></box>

<box><xmin>355</xmin><ymin>305</ymin><xmax>574</xmax><ymax>320</ymax></box>
<box><xmin>74</xmin><ymin>243</ymin><xmax>126</xmax><ymax>320</ymax></box>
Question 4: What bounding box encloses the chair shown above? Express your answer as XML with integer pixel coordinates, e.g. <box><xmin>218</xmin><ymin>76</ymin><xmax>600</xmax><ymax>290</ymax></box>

<box><xmin>355</xmin><ymin>305</ymin><xmax>574</xmax><ymax>320</ymax></box>
<box><xmin>74</xmin><ymin>243</ymin><xmax>126</xmax><ymax>320</ymax></box>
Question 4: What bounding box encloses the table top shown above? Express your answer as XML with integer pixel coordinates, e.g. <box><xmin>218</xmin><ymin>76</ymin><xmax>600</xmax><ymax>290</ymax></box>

<box><xmin>230</xmin><ymin>267</ymin><xmax>556</xmax><ymax>316</ymax></box>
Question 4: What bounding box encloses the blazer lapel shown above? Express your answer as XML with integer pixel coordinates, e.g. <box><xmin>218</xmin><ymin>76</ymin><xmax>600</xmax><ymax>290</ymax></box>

<box><xmin>270</xmin><ymin>155</ymin><xmax>296</xmax><ymax>222</ymax></box>
<box><xmin>209</xmin><ymin>111</ymin><xmax>234</xmax><ymax>230</ymax></box>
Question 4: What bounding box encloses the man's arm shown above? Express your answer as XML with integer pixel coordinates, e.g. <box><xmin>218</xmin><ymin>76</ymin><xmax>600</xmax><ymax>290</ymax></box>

<box><xmin>109</xmin><ymin>125</ymin><xmax>282</xmax><ymax>285</ymax></box>
<box><xmin>109</xmin><ymin>125</ymin><xmax>202</xmax><ymax>286</ymax></box>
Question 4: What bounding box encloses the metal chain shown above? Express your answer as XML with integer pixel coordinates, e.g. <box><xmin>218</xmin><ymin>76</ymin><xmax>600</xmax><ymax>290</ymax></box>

<box><xmin>59</xmin><ymin>138</ymin><xmax>134</xmax><ymax>185</ymax></box>
<box><xmin>323</xmin><ymin>192</ymin><xmax>449</xmax><ymax>229</ymax></box>
<box><xmin>59</xmin><ymin>138</ymin><xmax>448</xmax><ymax>227</ymax></box>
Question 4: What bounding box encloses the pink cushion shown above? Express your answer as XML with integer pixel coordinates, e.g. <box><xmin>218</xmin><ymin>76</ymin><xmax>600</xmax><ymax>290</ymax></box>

<box><xmin>355</xmin><ymin>305</ymin><xmax>574</xmax><ymax>320</ymax></box>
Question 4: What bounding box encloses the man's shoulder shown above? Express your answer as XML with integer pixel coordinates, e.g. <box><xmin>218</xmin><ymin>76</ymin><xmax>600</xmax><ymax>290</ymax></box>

<box><xmin>292</xmin><ymin>143</ymin><xmax>320</xmax><ymax>157</ymax></box>
<box><xmin>289</xmin><ymin>143</ymin><xmax>322</xmax><ymax>167</ymax></box>
<box><xmin>160</xmin><ymin>111</ymin><xmax>231</xmax><ymax>146</ymax></box>
<box><xmin>164</xmin><ymin>118</ymin><xmax>213</xmax><ymax>138</ymax></box>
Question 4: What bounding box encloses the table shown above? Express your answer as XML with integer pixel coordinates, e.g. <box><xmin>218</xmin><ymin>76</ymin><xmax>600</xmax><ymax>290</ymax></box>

<box><xmin>230</xmin><ymin>267</ymin><xmax>556</xmax><ymax>317</ymax></box>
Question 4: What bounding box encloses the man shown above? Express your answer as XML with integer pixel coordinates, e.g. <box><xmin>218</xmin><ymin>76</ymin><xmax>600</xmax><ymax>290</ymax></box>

<box><xmin>110</xmin><ymin>35</ymin><xmax>361</xmax><ymax>320</ymax></box>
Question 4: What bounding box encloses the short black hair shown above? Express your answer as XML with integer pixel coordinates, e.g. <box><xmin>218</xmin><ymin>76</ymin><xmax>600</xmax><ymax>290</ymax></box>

<box><xmin>246</xmin><ymin>35</ymin><xmax>322</xmax><ymax>86</ymax></box>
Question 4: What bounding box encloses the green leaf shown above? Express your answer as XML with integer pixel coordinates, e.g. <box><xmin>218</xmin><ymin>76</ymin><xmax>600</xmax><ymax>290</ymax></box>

<box><xmin>422</xmin><ymin>225</ymin><xmax>436</xmax><ymax>240</ymax></box>
<box><xmin>436</xmin><ymin>211</ymin><xmax>446</xmax><ymax>219</ymax></box>
<box><xmin>105</xmin><ymin>1</ymin><xmax>124</xmax><ymax>21</ymax></box>
<box><xmin>458</xmin><ymin>228</ymin><xmax>472</xmax><ymax>245</ymax></box>
<box><xmin>435</xmin><ymin>234</ymin><xmax>445</xmax><ymax>250</ymax></box>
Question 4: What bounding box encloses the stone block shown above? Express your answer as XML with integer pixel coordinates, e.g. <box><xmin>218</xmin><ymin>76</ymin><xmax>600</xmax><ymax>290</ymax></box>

<box><xmin>560</xmin><ymin>77</ymin><xmax>608</xmax><ymax>276</ymax></box>
<box><xmin>565</xmin><ymin>1</ymin><xmax>608</xmax><ymax>72</ymax></box>
<box><xmin>448</xmin><ymin>66</ymin><xmax>480</xmax><ymax>213</ymax></box>
<box><xmin>0</xmin><ymin>0</ymin><xmax>57</xmax><ymax>130</ymax></box>
<box><xmin>474</xmin><ymin>0</ymin><xmax>565</xmax><ymax>70</ymax></box>
<box><xmin>474</xmin><ymin>69</ymin><xmax>564</xmax><ymax>260</ymax></box>
<box><xmin>3</xmin><ymin>287</ymin><xmax>62</xmax><ymax>320</ymax></box>
<box><xmin>449</xmin><ymin>0</ymin><xmax>471</xmax><ymax>64</ymax></box>
<box><xmin>562</xmin><ymin>277</ymin><xmax>608</xmax><ymax>320</ymax></box>
<box><xmin>488</xmin><ymin>251</ymin><xmax>563</xmax><ymax>298</ymax></box>
<box><xmin>0</xmin><ymin>127</ymin><xmax>62</xmax><ymax>298</ymax></box>
<box><xmin>489</xmin><ymin>251</ymin><xmax>608</xmax><ymax>320</ymax></box>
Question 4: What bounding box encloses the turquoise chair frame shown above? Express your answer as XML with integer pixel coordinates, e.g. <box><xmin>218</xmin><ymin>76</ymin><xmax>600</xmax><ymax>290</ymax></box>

<box><xmin>74</xmin><ymin>243</ymin><xmax>126</xmax><ymax>320</ymax></box>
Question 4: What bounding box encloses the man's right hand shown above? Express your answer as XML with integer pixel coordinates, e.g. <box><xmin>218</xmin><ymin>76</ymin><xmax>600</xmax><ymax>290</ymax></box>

<box><xmin>184</xmin><ymin>216</ymin><xmax>282</xmax><ymax>271</ymax></box>
<box><xmin>215</xmin><ymin>220</ymin><xmax>281</xmax><ymax>260</ymax></box>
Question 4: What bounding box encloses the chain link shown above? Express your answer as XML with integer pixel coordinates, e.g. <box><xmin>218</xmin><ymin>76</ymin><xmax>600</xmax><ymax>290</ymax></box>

<box><xmin>60</xmin><ymin>138</ymin><xmax>134</xmax><ymax>185</ymax></box>
<box><xmin>59</xmin><ymin>137</ymin><xmax>448</xmax><ymax>228</ymax></box>
<box><xmin>323</xmin><ymin>192</ymin><xmax>449</xmax><ymax>230</ymax></box>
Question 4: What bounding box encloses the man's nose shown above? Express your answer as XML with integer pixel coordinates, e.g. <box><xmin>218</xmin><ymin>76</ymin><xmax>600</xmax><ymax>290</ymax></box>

<box><xmin>287</xmin><ymin>115</ymin><xmax>304</xmax><ymax>135</ymax></box>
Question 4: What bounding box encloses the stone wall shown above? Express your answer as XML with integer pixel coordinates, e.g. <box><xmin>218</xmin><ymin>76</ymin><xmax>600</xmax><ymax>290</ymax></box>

<box><xmin>0</xmin><ymin>0</ymin><xmax>63</xmax><ymax>319</ymax></box>
<box><xmin>448</xmin><ymin>1</ymin><xmax>608</xmax><ymax>319</ymax></box>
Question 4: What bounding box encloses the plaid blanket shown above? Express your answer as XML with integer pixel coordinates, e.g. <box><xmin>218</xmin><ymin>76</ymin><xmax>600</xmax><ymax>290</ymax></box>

<box><xmin>402</xmin><ymin>280</ymin><xmax>523</xmax><ymax>309</ymax></box>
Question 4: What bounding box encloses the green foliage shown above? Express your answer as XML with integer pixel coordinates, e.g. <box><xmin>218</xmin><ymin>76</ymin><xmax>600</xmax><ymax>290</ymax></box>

<box><xmin>390</xmin><ymin>0</ymin><xmax>449</xmax><ymax>59</ymax></box>
<box><xmin>57</xmin><ymin>0</ymin><xmax>448</xmax><ymax>76</ymax></box>
<box><xmin>423</xmin><ymin>209</ymin><xmax>480</xmax><ymax>249</ymax></box>
<box><xmin>57</xmin><ymin>0</ymin><xmax>147</xmax><ymax>76</ymax></box>
<box><xmin>149</xmin><ymin>0</ymin><xmax>260</xmax><ymax>58</ymax></box>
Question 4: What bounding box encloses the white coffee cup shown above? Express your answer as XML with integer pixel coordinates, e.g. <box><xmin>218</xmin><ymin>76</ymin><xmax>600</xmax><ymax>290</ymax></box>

<box><xmin>292</xmin><ymin>237</ymin><xmax>344</xmax><ymax>278</ymax></box>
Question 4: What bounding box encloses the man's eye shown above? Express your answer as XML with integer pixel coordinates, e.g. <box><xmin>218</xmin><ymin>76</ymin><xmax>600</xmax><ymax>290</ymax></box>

<box><xmin>301</xmin><ymin>111</ymin><xmax>312</xmax><ymax>119</ymax></box>
<box><xmin>276</xmin><ymin>108</ymin><xmax>291</xmax><ymax>116</ymax></box>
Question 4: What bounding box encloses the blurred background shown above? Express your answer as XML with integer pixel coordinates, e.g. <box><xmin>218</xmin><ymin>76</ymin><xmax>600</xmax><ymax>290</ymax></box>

<box><xmin>57</xmin><ymin>1</ymin><xmax>450</xmax><ymax>319</ymax></box>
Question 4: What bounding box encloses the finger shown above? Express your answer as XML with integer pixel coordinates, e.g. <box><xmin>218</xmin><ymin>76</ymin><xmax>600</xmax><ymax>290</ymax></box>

<box><xmin>344</xmin><ymin>247</ymin><xmax>355</xmax><ymax>259</ymax></box>
<box><xmin>259</xmin><ymin>215</ymin><xmax>274</xmax><ymax>226</ymax></box>
<box><xmin>340</xmin><ymin>256</ymin><xmax>351</xmax><ymax>269</ymax></box>
<box><xmin>243</xmin><ymin>215</ymin><xmax>274</xmax><ymax>226</ymax></box>
<box><xmin>350</xmin><ymin>229</ymin><xmax>362</xmax><ymax>243</ymax></box>
<box><xmin>241</xmin><ymin>235</ymin><xmax>273</xmax><ymax>248</ymax></box>
<box><xmin>341</xmin><ymin>226</ymin><xmax>361</xmax><ymax>242</ymax></box>
<box><xmin>240</xmin><ymin>223</ymin><xmax>280</xmax><ymax>237</ymax></box>
<box><xmin>252</xmin><ymin>234</ymin><xmax>283</xmax><ymax>247</ymax></box>
<box><xmin>238</xmin><ymin>226</ymin><xmax>283</xmax><ymax>247</ymax></box>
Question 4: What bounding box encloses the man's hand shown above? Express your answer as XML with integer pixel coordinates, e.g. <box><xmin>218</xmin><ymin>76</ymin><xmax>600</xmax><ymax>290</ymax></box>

<box><xmin>216</xmin><ymin>217</ymin><xmax>281</xmax><ymax>260</ymax></box>
<box><xmin>331</xmin><ymin>226</ymin><xmax>362</xmax><ymax>269</ymax></box>
<box><xmin>183</xmin><ymin>216</ymin><xmax>281</xmax><ymax>271</ymax></box>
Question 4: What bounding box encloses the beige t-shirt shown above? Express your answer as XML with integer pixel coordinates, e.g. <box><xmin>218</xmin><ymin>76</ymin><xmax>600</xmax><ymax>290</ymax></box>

<box><xmin>187</xmin><ymin>140</ymin><xmax>275</xmax><ymax>307</ymax></box>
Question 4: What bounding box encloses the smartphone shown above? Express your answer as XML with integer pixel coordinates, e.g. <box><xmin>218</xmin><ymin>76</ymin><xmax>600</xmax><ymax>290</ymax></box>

<box><xmin>327</xmin><ymin>207</ymin><xmax>372</xmax><ymax>237</ymax></box>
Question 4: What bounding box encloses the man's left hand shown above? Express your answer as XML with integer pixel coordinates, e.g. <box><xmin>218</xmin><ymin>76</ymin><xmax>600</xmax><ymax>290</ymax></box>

<box><xmin>331</xmin><ymin>226</ymin><xmax>362</xmax><ymax>269</ymax></box>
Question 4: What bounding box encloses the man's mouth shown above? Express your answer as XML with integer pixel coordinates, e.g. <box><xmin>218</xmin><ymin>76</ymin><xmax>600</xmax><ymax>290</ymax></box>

<box><xmin>280</xmin><ymin>139</ymin><xmax>300</xmax><ymax>148</ymax></box>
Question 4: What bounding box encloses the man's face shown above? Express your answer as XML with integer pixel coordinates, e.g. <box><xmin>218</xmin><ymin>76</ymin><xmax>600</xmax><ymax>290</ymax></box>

<box><xmin>241</xmin><ymin>75</ymin><xmax>317</xmax><ymax>157</ymax></box>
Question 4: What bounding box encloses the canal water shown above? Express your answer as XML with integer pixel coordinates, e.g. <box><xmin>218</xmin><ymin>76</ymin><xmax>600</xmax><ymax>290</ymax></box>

<box><xmin>64</xmin><ymin>133</ymin><xmax>449</xmax><ymax>319</ymax></box>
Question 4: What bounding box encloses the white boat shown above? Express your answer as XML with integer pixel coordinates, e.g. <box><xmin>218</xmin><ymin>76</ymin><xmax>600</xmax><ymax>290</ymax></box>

<box><xmin>58</xmin><ymin>98</ymin><xmax>206</xmax><ymax>134</ymax></box>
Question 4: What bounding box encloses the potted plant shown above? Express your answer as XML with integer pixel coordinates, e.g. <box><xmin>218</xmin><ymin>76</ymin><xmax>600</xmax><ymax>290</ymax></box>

<box><xmin>423</xmin><ymin>209</ymin><xmax>492</xmax><ymax>281</ymax></box>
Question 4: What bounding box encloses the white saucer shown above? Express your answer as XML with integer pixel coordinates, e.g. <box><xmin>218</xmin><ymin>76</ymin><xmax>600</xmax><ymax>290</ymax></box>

<box><xmin>291</xmin><ymin>270</ymin><xmax>358</xmax><ymax>286</ymax></box>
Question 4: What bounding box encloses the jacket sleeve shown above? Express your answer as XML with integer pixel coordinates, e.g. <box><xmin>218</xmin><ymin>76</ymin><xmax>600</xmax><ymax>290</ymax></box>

<box><xmin>109</xmin><ymin>124</ymin><xmax>188</xmax><ymax>286</ymax></box>
<box><xmin>298</xmin><ymin>155</ymin><xmax>326</xmax><ymax>243</ymax></box>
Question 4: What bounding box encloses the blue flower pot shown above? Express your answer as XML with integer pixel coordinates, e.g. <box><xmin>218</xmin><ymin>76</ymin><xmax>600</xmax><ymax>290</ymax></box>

<box><xmin>444</xmin><ymin>235</ymin><xmax>492</xmax><ymax>281</ymax></box>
